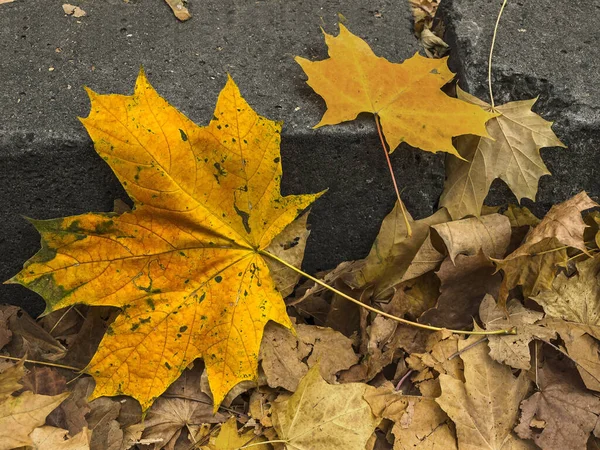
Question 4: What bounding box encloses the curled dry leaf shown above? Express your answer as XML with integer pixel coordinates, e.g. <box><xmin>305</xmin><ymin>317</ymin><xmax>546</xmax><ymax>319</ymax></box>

<box><xmin>435</xmin><ymin>335</ymin><xmax>532</xmax><ymax>450</ymax></box>
<box><xmin>432</xmin><ymin>213</ymin><xmax>511</xmax><ymax>262</ymax></box>
<box><xmin>8</xmin><ymin>70</ymin><xmax>322</xmax><ymax>411</ymax></box>
<box><xmin>365</xmin><ymin>384</ymin><xmax>457</xmax><ymax>449</ymax></box>
<box><xmin>272</xmin><ymin>364</ymin><xmax>379</xmax><ymax>450</ymax></box>
<box><xmin>345</xmin><ymin>203</ymin><xmax>450</xmax><ymax>298</ymax></box>
<box><xmin>440</xmin><ymin>88</ymin><xmax>566</xmax><ymax>220</ymax></box>
<box><xmin>514</xmin><ymin>362</ymin><xmax>600</xmax><ymax>450</ymax></box>
<box><xmin>479</xmin><ymin>295</ymin><xmax>555</xmax><ymax>370</ymax></box>
<box><xmin>295</xmin><ymin>24</ymin><xmax>497</xmax><ymax>156</ymax></box>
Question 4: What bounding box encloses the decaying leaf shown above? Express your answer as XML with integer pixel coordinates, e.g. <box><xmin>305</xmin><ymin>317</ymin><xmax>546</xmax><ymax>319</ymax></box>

<box><xmin>272</xmin><ymin>364</ymin><xmax>379</xmax><ymax>450</ymax></box>
<box><xmin>479</xmin><ymin>295</ymin><xmax>555</xmax><ymax>369</ymax></box>
<box><xmin>436</xmin><ymin>335</ymin><xmax>532</xmax><ymax>450</ymax></box>
<box><xmin>260</xmin><ymin>322</ymin><xmax>358</xmax><ymax>393</ymax></box>
<box><xmin>515</xmin><ymin>362</ymin><xmax>600</xmax><ymax>450</ymax></box>
<box><xmin>62</xmin><ymin>4</ymin><xmax>86</xmax><ymax>18</ymax></box>
<box><xmin>8</xmin><ymin>70</ymin><xmax>322</xmax><ymax>411</ymax></box>
<box><xmin>29</xmin><ymin>426</ymin><xmax>91</xmax><ymax>450</ymax></box>
<box><xmin>419</xmin><ymin>252</ymin><xmax>501</xmax><ymax>330</ymax></box>
<box><xmin>440</xmin><ymin>88</ymin><xmax>566</xmax><ymax>219</ymax></box>
<box><xmin>295</xmin><ymin>24</ymin><xmax>497</xmax><ymax>156</ymax></box>
<box><xmin>365</xmin><ymin>384</ymin><xmax>457</xmax><ymax>449</ymax></box>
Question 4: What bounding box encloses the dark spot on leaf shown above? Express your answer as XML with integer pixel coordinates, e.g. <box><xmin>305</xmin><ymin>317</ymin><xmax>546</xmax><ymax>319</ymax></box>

<box><xmin>179</xmin><ymin>129</ymin><xmax>188</xmax><ymax>141</ymax></box>
<box><xmin>215</xmin><ymin>275</ymin><xmax>223</xmax><ymax>283</ymax></box>
<box><xmin>179</xmin><ymin>326</ymin><xmax>188</xmax><ymax>332</ymax></box>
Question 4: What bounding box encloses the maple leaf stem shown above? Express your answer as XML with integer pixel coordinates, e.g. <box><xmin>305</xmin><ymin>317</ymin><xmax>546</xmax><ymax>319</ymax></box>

<box><xmin>374</xmin><ymin>114</ymin><xmax>413</xmax><ymax>238</ymax></box>
<box><xmin>260</xmin><ymin>250</ymin><xmax>516</xmax><ymax>336</ymax></box>
<box><xmin>0</xmin><ymin>355</ymin><xmax>82</xmax><ymax>372</ymax></box>
<box><xmin>488</xmin><ymin>0</ymin><xmax>508</xmax><ymax>109</ymax></box>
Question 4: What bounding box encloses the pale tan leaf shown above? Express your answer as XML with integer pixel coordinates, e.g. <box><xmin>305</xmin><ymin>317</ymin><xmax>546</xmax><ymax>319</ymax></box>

<box><xmin>29</xmin><ymin>426</ymin><xmax>91</xmax><ymax>450</ymax></box>
<box><xmin>480</xmin><ymin>295</ymin><xmax>555</xmax><ymax>369</ymax></box>
<box><xmin>0</xmin><ymin>359</ymin><xmax>23</xmax><ymax>398</ymax></box>
<box><xmin>0</xmin><ymin>391</ymin><xmax>68</xmax><ymax>450</ymax></box>
<box><xmin>504</xmin><ymin>205</ymin><xmax>540</xmax><ymax>228</ymax></box>
<box><xmin>272</xmin><ymin>365</ymin><xmax>379</xmax><ymax>450</ymax></box>
<box><xmin>365</xmin><ymin>385</ymin><xmax>457</xmax><ymax>449</ymax></box>
<box><xmin>204</xmin><ymin>417</ymin><xmax>268</xmax><ymax>449</ymax></box>
<box><xmin>436</xmin><ymin>335</ymin><xmax>532</xmax><ymax>450</ymax></box>
<box><xmin>164</xmin><ymin>0</ymin><xmax>191</xmax><ymax>21</ymax></box>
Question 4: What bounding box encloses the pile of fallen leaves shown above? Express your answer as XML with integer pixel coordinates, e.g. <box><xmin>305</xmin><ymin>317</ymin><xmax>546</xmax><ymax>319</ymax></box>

<box><xmin>2</xmin><ymin>17</ymin><xmax>599</xmax><ymax>450</ymax></box>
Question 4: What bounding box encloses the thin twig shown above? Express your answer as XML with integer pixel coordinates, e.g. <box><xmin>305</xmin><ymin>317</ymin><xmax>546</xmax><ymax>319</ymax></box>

<box><xmin>374</xmin><ymin>114</ymin><xmax>412</xmax><ymax>237</ymax></box>
<box><xmin>395</xmin><ymin>369</ymin><xmax>414</xmax><ymax>391</ymax></box>
<box><xmin>448</xmin><ymin>337</ymin><xmax>489</xmax><ymax>360</ymax></box>
<box><xmin>261</xmin><ymin>250</ymin><xmax>515</xmax><ymax>336</ymax></box>
<box><xmin>488</xmin><ymin>0</ymin><xmax>508</xmax><ymax>109</ymax></box>
<box><xmin>0</xmin><ymin>355</ymin><xmax>82</xmax><ymax>372</ymax></box>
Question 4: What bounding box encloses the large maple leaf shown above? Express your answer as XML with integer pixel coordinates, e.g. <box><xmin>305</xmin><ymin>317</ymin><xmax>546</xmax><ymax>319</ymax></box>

<box><xmin>8</xmin><ymin>71</ymin><xmax>321</xmax><ymax>411</ymax></box>
<box><xmin>295</xmin><ymin>24</ymin><xmax>497</xmax><ymax>156</ymax></box>
<box><xmin>440</xmin><ymin>88</ymin><xmax>566</xmax><ymax>219</ymax></box>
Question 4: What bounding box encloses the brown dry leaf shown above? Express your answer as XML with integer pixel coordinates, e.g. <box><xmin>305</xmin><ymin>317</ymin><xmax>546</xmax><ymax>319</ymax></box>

<box><xmin>29</xmin><ymin>426</ymin><xmax>91</xmax><ymax>450</ymax></box>
<box><xmin>271</xmin><ymin>364</ymin><xmax>379</xmax><ymax>450</ymax></box>
<box><xmin>432</xmin><ymin>213</ymin><xmax>511</xmax><ymax>262</ymax></box>
<box><xmin>546</xmin><ymin>318</ymin><xmax>600</xmax><ymax>395</ymax></box>
<box><xmin>419</xmin><ymin>252</ymin><xmax>501</xmax><ymax>330</ymax></box>
<box><xmin>533</xmin><ymin>254</ymin><xmax>600</xmax><ymax>326</ymax></box>
<box><xmin>265</xmin><ymin>211</ymin><xmax>312</xmax><ymax>298</ymax></box>
<box><xmin>164</xmin><ymin>0</ymin><xmax>191</xmax><ymax>21</ymax></box>
<box><xmin>86</xmin><ymin>396</ymin><xmax>142</xmax><ymax>450</ymax></box>
<box><xmin>436</xmin><ymin>335</ymin><xmax>532</xmax><ymax>450</ymax></box>
<box><xmin>260</xmin><ymin>323</ymin><xmax>358</xmax><ymax>392</ymax></box>
<box><xmin>0</xmin><ymin>306</ymin><xmax>15</xmax><ymax>351</ymax></box>
<box><xmin>345</xmin><ymin>202</ymin><xmax>450</xmax><ymax>298</ymax></box>
<box><xmin>2</xmin><ymin>307</ymin><xmax>67</xmax><ymax>362</ymax></box>
<box><xmin>141</xmin><ymin>397</ymin><xmax>226</xmax><ymax>450</ymax></box>
<box><xmin>479</xmin><ymin>295</ymin><xmax>555</xmax><ymax>369</ymax></box>
<box><xmin>365</xmin><ymin>384</ymin><xmax>457</xmax><ymax>449</ymax></box>
<box><xmin>62</xmin><ymin>4</ymin><xmax>86</xmax><ymax>17</ymax></box>
<box><xmin>203</xmin><ymin>417</ymin><xmax>268</xmax><ymax>450</ymax></box>
<box><xmin>440</xmin><ymin>88</ymin><xmax>566</xmax><ymax>220</ymax></box>
<box><xmin>496</xmin><ymin>237</ymin><xmax>567</xmax><ymax>305</ymax></box>
<box><xmin>515</xmin><ymin>362</ymin><xmax>600</xmax><ymax>450</ymax></box>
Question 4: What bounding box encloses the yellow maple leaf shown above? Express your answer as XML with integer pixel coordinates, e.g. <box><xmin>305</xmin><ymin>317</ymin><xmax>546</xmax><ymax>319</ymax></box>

<box><xmin>295</xmin><ymin>24</ymin><xmax>497</xmax><ymax>156</ymax></box>
<box><xmin>7</xmin><ymin>70</ymin><xmax>322</xmax><ymax>411</ymax></box>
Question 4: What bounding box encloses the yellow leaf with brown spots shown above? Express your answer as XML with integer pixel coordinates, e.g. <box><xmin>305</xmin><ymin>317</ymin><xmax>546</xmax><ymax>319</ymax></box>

<box><xmin>7</xmin><ymin>70</ymin><xmax>322</xmax><ymax>411</ymax></box>
<box><xmin>295</xmin><ymin>24</ymin><xmax>497</xmax><ymax>156</ymax></box>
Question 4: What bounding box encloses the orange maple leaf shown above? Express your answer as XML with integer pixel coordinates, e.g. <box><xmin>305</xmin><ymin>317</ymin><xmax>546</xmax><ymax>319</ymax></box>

<box><xmin>8</xmin><ymin>70</ymin><xmax>322</xmax><ymax>411</ymax></box>
<box><xmin>295</xmin><ymin>24</ymin><xmax>497</xmax><ymax>157</ymax></box>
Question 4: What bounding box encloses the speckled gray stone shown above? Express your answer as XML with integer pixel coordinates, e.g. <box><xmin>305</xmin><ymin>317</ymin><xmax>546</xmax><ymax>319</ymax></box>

<box><xmin>441</xmin><ymin>0</ymin><xmax>600</xmax><ymax>212</ymax></box>
<box><xmin>1</xmin><ymin>1</ymin><xmax>443</xmax><ymax>314</ymax></box>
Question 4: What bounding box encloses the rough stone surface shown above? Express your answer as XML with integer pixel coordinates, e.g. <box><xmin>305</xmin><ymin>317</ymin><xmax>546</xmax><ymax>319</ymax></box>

<box><xmin>1</xmin><ymin>1</ymin><xmax>444</xmax><ymax>314</ymax></box>
<box><xmin>441</xmin><ymin>0</ymin><xmax>600</xmax><ymax>212</ymax></box>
